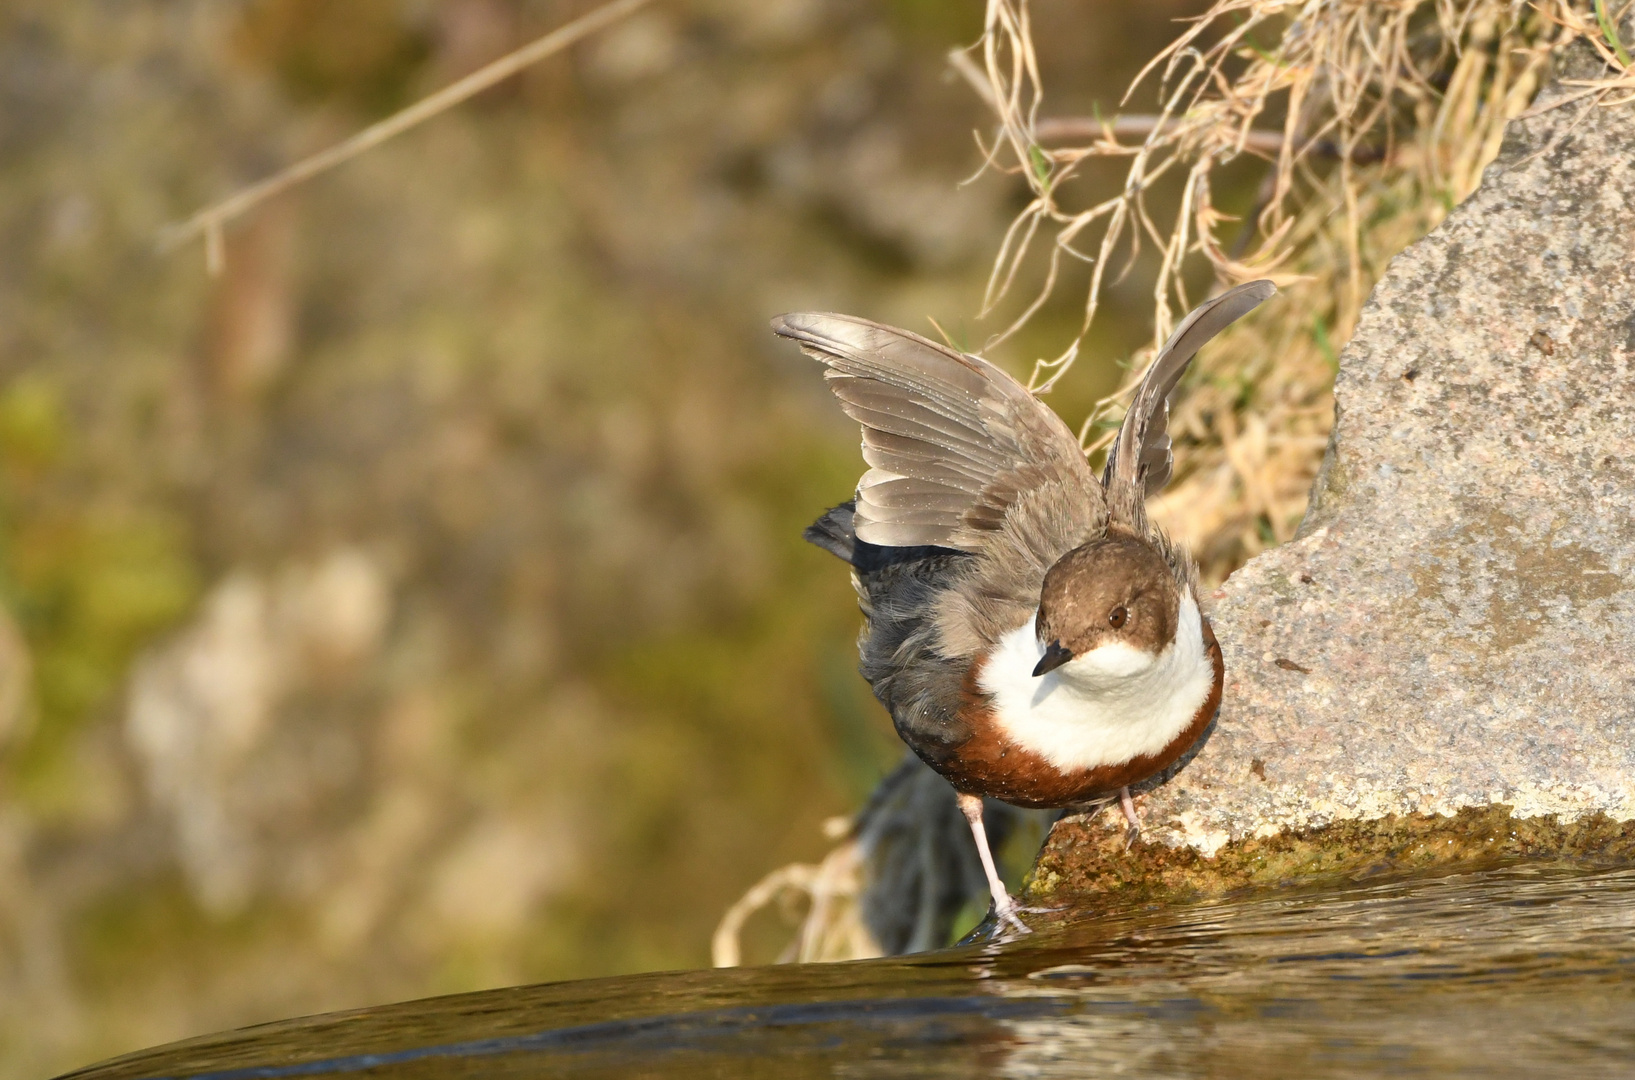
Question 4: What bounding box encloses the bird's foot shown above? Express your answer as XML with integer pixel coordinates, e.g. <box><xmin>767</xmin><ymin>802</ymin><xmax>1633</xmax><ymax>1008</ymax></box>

<box><xmin>991</xmin><ymin>894</ymin><xmax>1034</xmax><ymax>937</ymax></box>
<box><xmin>953</xmin><ymin>895</ymin><xmax>1062</xmax><ymax>947</ymax></box>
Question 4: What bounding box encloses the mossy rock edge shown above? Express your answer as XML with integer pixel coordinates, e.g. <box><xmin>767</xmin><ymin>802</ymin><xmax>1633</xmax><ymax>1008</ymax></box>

<box><xmin>1026</xmin><ymin>806</ymin><xmax>1635</xmax><ymax>907</ymax></box>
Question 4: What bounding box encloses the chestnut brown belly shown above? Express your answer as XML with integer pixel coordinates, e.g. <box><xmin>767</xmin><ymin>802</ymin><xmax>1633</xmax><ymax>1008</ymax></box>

<box><xmin>926</xmin><ymin>617</ymin><xmax>1224</xmax><ymax>809</ymax></box>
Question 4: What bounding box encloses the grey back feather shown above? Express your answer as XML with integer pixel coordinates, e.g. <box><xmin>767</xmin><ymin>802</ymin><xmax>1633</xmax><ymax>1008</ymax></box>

<box><xmin>773</xmin><ymin>313</ymin><xmax>1100</xmax><ymax>554</ymax></box>
<box><xmin>1104</xmin><ymin>280</ymin><xmax>1276</xmax><ymax>513</ymax></box>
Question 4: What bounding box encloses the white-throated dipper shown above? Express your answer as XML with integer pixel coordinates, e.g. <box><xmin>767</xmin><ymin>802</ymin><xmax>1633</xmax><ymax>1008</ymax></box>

<box><xmin>774</xmin><ymin>280</ymin><xmax>1274</xmax><ymax>933</ymax></box>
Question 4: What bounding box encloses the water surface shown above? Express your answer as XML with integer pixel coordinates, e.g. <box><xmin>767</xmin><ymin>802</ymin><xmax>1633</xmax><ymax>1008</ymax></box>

<box><xmin>63</xmin><ymin>863</ymin><xmax>1635</xmax><ymax>1079</ymax></box>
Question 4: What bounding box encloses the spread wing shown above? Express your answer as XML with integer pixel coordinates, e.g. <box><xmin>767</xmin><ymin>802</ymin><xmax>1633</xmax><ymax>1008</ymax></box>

<box><xmin>772</xmin><ymin>312</ymin><xmax>1100</xmax><ymax>553</ymax></box>
<box><xmin>1105</xmin><ymin>280</ymin><xmax>1276</xmax><ymax>499</ymax></box>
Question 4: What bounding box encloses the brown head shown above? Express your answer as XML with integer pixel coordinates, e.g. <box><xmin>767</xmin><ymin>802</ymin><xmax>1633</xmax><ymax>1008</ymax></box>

<box><xmin>1032</xmin><ymin>533</ymin><xmax>1181</xmax><ymax>677</ymax></box>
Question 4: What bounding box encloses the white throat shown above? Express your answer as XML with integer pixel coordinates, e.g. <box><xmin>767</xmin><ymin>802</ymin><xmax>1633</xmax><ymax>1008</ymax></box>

<box><xmin>977</xmin><ymin>593</ymin><xmax>1214</xmax><ymax>774</ymax></box>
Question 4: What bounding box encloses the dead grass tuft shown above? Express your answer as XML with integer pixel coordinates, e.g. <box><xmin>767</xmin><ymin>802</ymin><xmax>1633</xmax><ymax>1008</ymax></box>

<box><xmin>968</xmin><ymin>0</ymin><xmax>1625</xmax><ymax>579</ymax></box>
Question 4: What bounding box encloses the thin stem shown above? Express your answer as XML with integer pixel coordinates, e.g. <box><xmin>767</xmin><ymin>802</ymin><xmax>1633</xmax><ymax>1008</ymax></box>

<box><xmin>157</xmin><ymin>0</ymin><xmax>653</xmax><ymax>268</ymax></box>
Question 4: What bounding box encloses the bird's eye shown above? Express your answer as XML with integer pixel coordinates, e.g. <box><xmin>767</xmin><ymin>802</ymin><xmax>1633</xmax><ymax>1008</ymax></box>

<box><xmin>1108</xmin><ymin>606</ymin><xmax>1128</xmax><ymax>629</ymax></box>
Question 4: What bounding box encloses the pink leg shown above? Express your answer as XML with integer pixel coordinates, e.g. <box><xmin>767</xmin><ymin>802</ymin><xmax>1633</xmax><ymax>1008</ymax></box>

<box><xmin>1119</xmin><ymin>786</ymin><xmax>1142</xmax><ymax>848</ymax></box>
<box><xmin>956</xmin><ymin>793</ymin><xmax>1030</xmax><ymax>936</ymax></box>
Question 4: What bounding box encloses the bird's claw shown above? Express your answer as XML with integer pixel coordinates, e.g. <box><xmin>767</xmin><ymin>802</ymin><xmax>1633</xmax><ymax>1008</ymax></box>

<box><xmin>992</xmin><ymin>898</ymin><xmax>1033</xmax><ymax>937</ymax></box>
<box><xmin>954</xmin><ymin>896</ymin><xmax>1063</xmax><ymax>947</ymax></box>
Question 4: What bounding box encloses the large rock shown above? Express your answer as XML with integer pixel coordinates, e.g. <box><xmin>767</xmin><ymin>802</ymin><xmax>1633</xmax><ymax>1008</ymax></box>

<box><xmin>1034</xmin><ymin>51</ymin><xmax>1635</xmax><ymax>895</ymax></box>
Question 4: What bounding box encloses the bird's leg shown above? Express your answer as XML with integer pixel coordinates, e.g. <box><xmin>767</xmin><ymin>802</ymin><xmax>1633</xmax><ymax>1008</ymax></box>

<box><xmin>1119</xmin><ymin>786</ymin><xmax>1143</xmax><ymax>850</ymax></box>
<box><xmin>956</xmin><ymin>792</ymin><xmax>1030</xmax><ymax>936</ymax></box>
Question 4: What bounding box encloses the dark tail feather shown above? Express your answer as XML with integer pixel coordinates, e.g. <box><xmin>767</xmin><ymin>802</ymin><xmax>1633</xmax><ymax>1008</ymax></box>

<box><xmin>804</xmin><ymin>500</ymin><xmax>857</xmax><ymax>563</ymax></box>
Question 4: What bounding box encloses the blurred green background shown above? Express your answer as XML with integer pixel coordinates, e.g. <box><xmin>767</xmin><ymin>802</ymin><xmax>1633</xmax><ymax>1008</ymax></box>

<box><xmin>0</xmin><ymin>0</ymin><xmax>1204</xmax><ymax>1074</ymax></box>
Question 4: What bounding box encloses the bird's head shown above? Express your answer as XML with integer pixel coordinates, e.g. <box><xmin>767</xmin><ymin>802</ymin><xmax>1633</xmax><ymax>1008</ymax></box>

<box><xmin>1032</xmin><ymin>533</ymin><xmax>1181</xmax><ymax>679</ymax></box>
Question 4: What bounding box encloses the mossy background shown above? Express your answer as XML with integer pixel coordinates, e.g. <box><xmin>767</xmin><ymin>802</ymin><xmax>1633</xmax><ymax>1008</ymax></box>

<box><xmin>0</xmin><ymin>1</ymin><xmax>1218</xmax><ymax>1074</ymax></box>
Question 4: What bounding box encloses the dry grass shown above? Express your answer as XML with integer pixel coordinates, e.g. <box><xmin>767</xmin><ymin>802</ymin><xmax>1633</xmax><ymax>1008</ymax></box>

<box><xmin>719</xmin><ymin>0</ymin><xmax>1632</xmax><ymax>965</ymax></box>
<box><xmin>970</xmin><ymin>0</ymin><xmax>1628</xmax><ymax>578</ymax></box>
<box><xmin>711</xmin><ymin>828</ymin><xmax>876</xmax><ymax>966</ymax></box>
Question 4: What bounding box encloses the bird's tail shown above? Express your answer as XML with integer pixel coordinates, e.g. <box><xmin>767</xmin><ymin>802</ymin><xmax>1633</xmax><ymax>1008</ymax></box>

<box><xmin>803</xmin><ymin>500</ymin><xmax>857</xmax><ymax>563</ymax></box>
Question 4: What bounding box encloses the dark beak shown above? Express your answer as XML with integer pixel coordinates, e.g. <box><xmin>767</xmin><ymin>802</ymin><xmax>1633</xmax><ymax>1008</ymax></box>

<box><xmin>1032</xmin><ymin>640</ymin><xmax>1074</xmax><ymax>678</ymax></box>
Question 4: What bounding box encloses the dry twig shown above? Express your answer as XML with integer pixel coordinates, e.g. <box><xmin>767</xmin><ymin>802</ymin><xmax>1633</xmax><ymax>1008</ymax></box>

<box><xmin>159</xmin><ymin>0</ymin><xmax>654</xmax><ymax>275</ymax></box>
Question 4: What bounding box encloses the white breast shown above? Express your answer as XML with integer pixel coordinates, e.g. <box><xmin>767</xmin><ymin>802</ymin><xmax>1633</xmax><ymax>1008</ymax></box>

<box><xmin>976</xmin><ymin>593</ymin><xmax>1215</xmax><ymax>774</ymax></box>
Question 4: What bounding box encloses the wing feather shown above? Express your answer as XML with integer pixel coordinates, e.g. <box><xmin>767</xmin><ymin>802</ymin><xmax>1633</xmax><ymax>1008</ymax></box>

<box><xmin>1105</xmin><ymin>280</ymin><xmax>1276</xmax><ymax>504</ymax></box>
<box><xmin>860</xmin><ymin>456</ymin><xmax>990</xmax><ymax>493</ymax></box>
<box><xmin>773</xmin><ymin>312</ymin><xmax>1100</xmax><ymax>552</ymax></box>
<box><xmin>863</xmin><ymin>481</ymin><xmax>975</xmax><ymax>513</ymax></box>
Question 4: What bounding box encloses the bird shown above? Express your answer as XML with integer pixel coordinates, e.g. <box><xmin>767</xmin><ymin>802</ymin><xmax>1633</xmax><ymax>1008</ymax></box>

<box><xmin>773</xmin><ymin>280</ymin><xmax>1274</xmax><ymax>933</ymax></box>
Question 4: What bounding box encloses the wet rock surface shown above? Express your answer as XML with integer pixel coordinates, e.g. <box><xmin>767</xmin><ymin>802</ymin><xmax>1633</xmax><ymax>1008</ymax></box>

<box><xmin>1037</xmin><ymin>57</ymin><xmax>1635</xmax><ymax>890</ymax></box>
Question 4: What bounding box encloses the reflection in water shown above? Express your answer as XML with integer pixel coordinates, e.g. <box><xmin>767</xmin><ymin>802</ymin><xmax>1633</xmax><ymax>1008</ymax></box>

<box><xmin>63</xmin><ymin>864</ymin><xmax>1635</xmax><ymax>1080</ymax></box>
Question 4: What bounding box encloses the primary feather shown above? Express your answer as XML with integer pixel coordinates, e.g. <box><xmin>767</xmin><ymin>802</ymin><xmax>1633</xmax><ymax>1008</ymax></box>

<box><xmin>1104</xmin><ymin>281</ymin><xmax>1276</xmax><ymax>517</ymax></box>
<box><xmin>771</xmin><ymin>312</ymin><xmax>1100</xmax><ymax>554</ymax></box>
